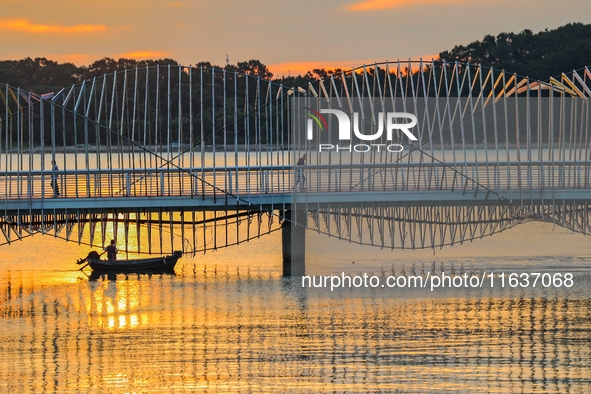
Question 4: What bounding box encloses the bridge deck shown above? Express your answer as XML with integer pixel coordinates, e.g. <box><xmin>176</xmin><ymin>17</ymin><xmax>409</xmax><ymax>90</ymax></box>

<box><xmin>3</xmin><ymin>189</ymin><xmax>591</xmax><ymax>214</ymax></box>
<box><xmin>2</xmin><ymin>161</ymin><xmax>591</xmax><ymax>214</ymax></box>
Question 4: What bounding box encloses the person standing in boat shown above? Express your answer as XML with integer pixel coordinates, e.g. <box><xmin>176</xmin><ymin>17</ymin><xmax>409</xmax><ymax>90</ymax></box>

<box><xmin>104</xmin><ymin>239</ymin><xmax>118</xmax><ymax>261</ymax></box>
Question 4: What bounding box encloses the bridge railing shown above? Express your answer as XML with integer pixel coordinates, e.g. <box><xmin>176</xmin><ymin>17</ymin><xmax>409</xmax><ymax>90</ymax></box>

<box><xmin>1</xmin><ymin>161</ymin><xmax>590</xmax><ymax>201</ymax></box>
<box><xmin>306</xmin><ymin>161</ymin><xmax>591</xmax><ymax>194</ymax></box>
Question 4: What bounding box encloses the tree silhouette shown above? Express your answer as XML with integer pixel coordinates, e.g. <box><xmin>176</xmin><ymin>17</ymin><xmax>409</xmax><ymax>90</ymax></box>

<box><xmin>438</xmin><ymin>23</ymin><xmax>591</xmax><ymax>79</ymax></box>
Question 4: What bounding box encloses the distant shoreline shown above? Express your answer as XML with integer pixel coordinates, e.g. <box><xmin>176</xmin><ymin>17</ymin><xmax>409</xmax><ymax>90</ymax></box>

<box><xmin>0</xmin><ymin>143</ymin><xmax>566</xmax><ymax>154</ymax></box>
<box><xmin>2</xmin><ymin>144</ymin><xmax>294</xmax><ymax>154</ymax></box>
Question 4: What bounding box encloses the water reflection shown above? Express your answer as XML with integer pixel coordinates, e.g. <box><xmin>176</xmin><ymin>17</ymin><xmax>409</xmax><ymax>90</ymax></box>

<box><xmin>1</xmin><ymin>267</ymin><xmax>590</xmax><ymax>393</ymax></box>
<box><xmin>1</xmin><ymin>226</ymin><xmax>590</xmax><ymax>392</ymax></box>
<box><xmin>87</xmin><ymin>271</ymin><xmax>177</xmax><ymax>282</ymax></box>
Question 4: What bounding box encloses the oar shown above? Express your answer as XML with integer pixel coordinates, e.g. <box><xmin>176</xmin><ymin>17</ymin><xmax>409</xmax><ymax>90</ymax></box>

<box><xmin>76</xmin><ymin>254</ymin><xmax>90</xmax><ymax>265</ymax></box>
<box><xmin>78</xmin><ymin>251</ymin><xmax>106</xmax><ymax>271</ymax></box>
<box><xmin>76</xmin><ymin>250</ymin><xmax>106</xmax><ymax>266</ymax></box>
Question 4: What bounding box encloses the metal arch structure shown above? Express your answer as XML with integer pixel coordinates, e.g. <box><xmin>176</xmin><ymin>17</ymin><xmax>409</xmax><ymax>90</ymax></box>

<box><xmin>1</xmin><ymin>61</ymin><xmax>591</xmax><ymax>255</ymax></box>
<box><xmin>0</xmin><ymin>65</ymin><xmax>293</xmax><ymax>254</ymax></box>
<box><xmin>293</xmin><ymin>60</ymin><xmax>591</xmax><ymax>249</ymax></box>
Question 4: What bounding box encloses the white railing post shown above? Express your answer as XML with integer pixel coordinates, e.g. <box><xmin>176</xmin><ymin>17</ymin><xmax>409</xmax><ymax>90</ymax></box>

<box><xmin>27</xmin><ymin>174</ymin><xmax>32</xmax><ymax>199</ymax></box>
<box><xmin>235</xmin><ymin>169</ymin><xmax>239</xmax><ymax>200</ymax></box>
<box><xmin>360</xmin><ymin>166</ymin><xmax>364</xmax><ymax>192</ymax></box>
<box><xmin>94</xmin><ymin>173</ymin><xmax>99</xmax><ymax>197</ymax></box>
<box><xmin>434</xmin><ymin>166</ymin><xmax>440</xmax><ymax>190</ymax></box>
<box><xmin>401</xmin><ymin>167</ymin><xmax>406</xmax><ymax>190</ymax></box>
<box><xmin>126</xmin><ymin>173</ymin><xmax>131</xmax><ymax>197</ymax></box>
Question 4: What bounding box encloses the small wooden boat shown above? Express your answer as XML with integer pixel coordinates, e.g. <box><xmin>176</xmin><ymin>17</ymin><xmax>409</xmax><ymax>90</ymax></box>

<box><xmin>86</xmin><ymin>251</ymin><xmax>183</xmax><ymax>274</ymax></box>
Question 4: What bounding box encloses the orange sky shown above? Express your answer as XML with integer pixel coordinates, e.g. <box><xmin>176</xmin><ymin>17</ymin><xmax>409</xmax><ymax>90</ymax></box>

<box><xmin>0</xmin><ymin>18</ymin><xmax>106</xmax><ymax>34</ymax></box>
<box><xmin>0</xmin><ymin>0</ymin><xmax>589</xmax><ymax>74</ymax></box>
<box><xmin>345</xmin><ymin>0</ymin><xmax>465</xmax><ymax>11</ymax></box>
<box><xmin>269</xmin><ymin>57</ymin><xmax>439</xmax><ymax>77</ymax></box>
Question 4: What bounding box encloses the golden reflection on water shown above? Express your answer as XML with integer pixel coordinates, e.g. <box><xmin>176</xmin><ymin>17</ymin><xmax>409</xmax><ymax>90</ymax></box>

<box><xmin>86</xmin><ymin>278</ymin><xmax>144</xmax><ymax>330</ymax></box>
<box><xmin>0</xmin><ymin>226</ymin><xmax>591</xmax><ymax>392</ymax></box>
<box><xmin>0</xmin><ymin>266</ymin><xmax>590</xmax><ymax>392</ymax></box>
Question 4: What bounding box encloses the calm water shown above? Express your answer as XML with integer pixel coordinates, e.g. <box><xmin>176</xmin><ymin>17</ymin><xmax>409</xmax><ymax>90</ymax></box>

<box><xmin>1</xmin><ymin>222</ymin><xmax>591</xmax><ymax>392</ymax></box>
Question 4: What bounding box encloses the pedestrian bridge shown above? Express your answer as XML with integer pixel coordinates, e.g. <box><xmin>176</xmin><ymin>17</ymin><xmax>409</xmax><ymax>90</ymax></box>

<box><xmin>1</xmin><ymin>60</ymin><xmax>591</xmax><ymax>272</ymax></box>
<box><xmin>3</xmin><ymin>161</ymin><xmax>591</xmax><ymax>210</ymax></box>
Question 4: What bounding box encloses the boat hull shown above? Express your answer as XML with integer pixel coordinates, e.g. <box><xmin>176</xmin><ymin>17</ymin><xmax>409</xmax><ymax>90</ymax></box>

<box><xmin>88</xmin><ymin>252</ymin><xmax>182</xmax><ymax>273</ymax></box>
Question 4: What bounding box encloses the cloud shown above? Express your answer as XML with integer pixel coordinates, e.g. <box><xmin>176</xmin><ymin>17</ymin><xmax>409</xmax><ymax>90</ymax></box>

<box><xmin>120</xmin><ymin>51</ymin><xmax>169</xmax><ymax>59</ymax></box>
<box><xmin>345</xmin><ymin>0</ymin><xmax>463</xmax><ymax>11</ymax></box>
<box><xmin>0</xmin><ymin>18</ymin><xmax>106</xmax><ymax>34</ymax></box>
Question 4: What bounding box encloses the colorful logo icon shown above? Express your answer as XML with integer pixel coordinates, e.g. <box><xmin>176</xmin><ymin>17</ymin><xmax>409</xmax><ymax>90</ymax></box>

<box><xmin>304</xmin><ymin>107</ymin><xmax>328</xmax><ymax>131</ymax></box>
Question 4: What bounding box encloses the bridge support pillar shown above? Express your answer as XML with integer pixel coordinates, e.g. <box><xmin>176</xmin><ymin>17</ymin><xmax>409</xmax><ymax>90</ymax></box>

<box><xmin>282</xmin><ymin>210</ymin><xmax>306</xmax><ymax>276</ymax></box>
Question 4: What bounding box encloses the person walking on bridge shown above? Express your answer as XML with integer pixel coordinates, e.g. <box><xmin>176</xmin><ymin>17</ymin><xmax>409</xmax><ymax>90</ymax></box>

<box><xmin>51</xmin><ymin>160</ymin><xmax>60</xmax><ymax>197</ymax></box>
<box><xmin>294</xmin><ymin>154</ymin><xmax>307</xmax><ymax>191</ymax></box>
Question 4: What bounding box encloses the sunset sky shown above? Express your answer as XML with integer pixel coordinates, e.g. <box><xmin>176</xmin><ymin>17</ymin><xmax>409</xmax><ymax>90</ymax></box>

<box><xmin>1</xmin><ymin>0</ymin><xmax>591</xmax><ymax>76</ymax></box>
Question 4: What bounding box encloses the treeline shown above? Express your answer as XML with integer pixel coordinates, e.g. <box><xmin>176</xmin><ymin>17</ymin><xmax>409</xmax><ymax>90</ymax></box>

<box><xmin>0</xmin><ymin>58</ymin><xmax>281</xmax><ymax>94</ymax></box>
<box><xmin>439</xmin><ymin>22</ymin><xmax>591</xmax><ymax>80</ymax></box>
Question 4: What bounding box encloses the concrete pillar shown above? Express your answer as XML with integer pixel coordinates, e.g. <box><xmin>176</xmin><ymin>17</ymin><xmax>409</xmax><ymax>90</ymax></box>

<box><xmin>282</xmin><ymin>210</ymin><xmax>306</xmax><ymax>276</ymax></box>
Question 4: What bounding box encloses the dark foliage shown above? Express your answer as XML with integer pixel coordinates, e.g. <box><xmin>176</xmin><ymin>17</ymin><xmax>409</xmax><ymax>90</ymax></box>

<box><xmin>438</xmin><ymin>23</ymin><xmax>591</xmax><ymax>80</ymax></box>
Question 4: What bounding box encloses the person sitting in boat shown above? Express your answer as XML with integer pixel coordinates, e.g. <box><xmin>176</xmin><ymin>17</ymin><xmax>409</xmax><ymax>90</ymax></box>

<box><xmin>104</xmin><ymin>239</ymin><xmax>118</xmax><ymax>262</ymax></box>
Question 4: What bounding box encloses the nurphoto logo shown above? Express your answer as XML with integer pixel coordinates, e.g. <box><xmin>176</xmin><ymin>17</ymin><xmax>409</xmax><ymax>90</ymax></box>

<box><xmin>304</xmin><ymin>107</ymin><xmax>418</xmax><ymax>153</ymax></box>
